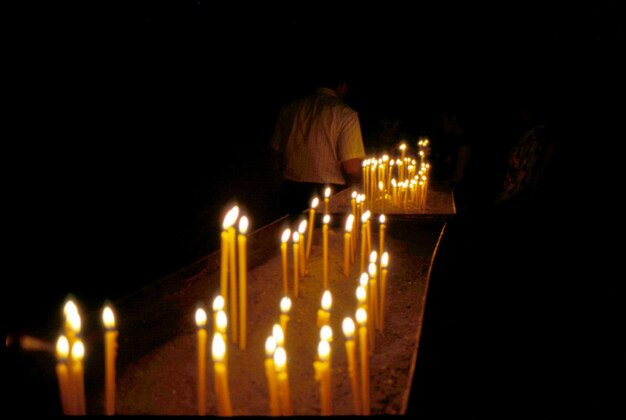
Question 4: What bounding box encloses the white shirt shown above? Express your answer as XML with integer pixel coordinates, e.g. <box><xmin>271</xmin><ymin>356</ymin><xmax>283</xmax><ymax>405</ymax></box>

<box><xmin>271</xmin><ymin>87</ymin><xmax>365</xmax><ymax>185</ymax></box>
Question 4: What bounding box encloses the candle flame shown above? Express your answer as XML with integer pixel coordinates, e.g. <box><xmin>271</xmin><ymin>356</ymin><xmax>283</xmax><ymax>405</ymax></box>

<box><xmin>382</xmin><ymin>154</ymin><xmax>389</xmax><ymax>162</ymax></box>
<box><xmin>324</xmin><ymin>187</ymin><xmax>331</xmax><ymax>198</ymax></box>
<box><xmin>342</xmin><ymin>317</ymin><xmax>355</xmax><ymax>339</ymax></box>
<box><xmin>359</xmin><ymin>273</ymin><xmax>369</xmax><ymax>287</ymax></box>
<box><xmin>323</xmin><ymin>215</ymin><xmax>330</xmax><ymax>224</ymax></box>
<box><xmin>381</xmin><ymin>252</ymin><xmax>389</xmax><ymax>268</ymax></box>
<box><xmin>321</xmin><ymin>290</ymin><xmax>332</xmax><ymax>311</ymax></box>
<box><xmin>292</xmin><ymin>231</ymin><xmax>299</xmax><ymax>242</ymax></box>
<box><xmin>320</xmin><ymin>325</ymin><xmax>333</xmax><ymax>342</ymax></box>
<box><xmin>311</xmin><ymin>197</ymin><xmax>319</xmax><ymax>208</ymax></box>
<box><xmin>102</xmin><ymin>306</ymin><xmax>116</xmax><ymax>329</ymax></box>
<box><xmin>399</xmin><ymin>143</ymin><xmax>407</xmax><ymax>151</ymax></box>
<box><xmin>272</xmin><ymin>324</ymin><xmax>284</xmax><ymax>346</ymax></box>
<box><xmin>378</xmin><ymin>181</ymin><xmax>383</xmax><ymax>191</ymax></box>
<box><xmin>389</xmin><ymin>159</ymin><xmax>395</xmax><ymax>166</ymax></box>
<box><xmin>280</xmin><ymin>297</ymin><xmax>292</xmax><ymax>314</ymax></box>
<box><xmin>318</xmin><ymin>340</ymin><xmax>330</xmax><ymax>362</ymax></box>
<box><xmin>212</xmin><ymin>295</ymin><xmax>225</xmax><ymax>312</ymax></box>
<box><xmin>356</xmin><ymin>308</ymin><xmax>367</xmax><ymax>326</ymax></box>
<box><xmin>379</xmin><ymin>214</ymin><xmax>386</xmax><ymax>224</ymax></box>
<box><xmin>222</xmin><ymin>206</ymin><xmax>239</xmax><ymax>230</ymax></box>
<box><xmin>71</xmin><ymin>339</ymin><xmax>85</xmax><ymax>361</ymax></box>
<box><xmin>298</xmin><ymin>220</ymin><xmax>307</xmax><ymax>234</ymax></box>
<box><xmin>419</xmin><ymin>150</ymin><xmax>424</xmax><ymax>157</ymax></box>
<box><xmin>195</xmin><ymin>308</ymin><xmax>207</xmax><ymax>328</ymax></box>
<box><xmin>68</xmin><ymin>310</ymin><xmax>81</xmax><ymax>334</ymax></box>
<box><xmin>265</xmin><ymin>336</ymin><xmax>277</xmax><ymax>357</ymax></box>
<box><xmin>368</xmin><ymin>262</ymin><xmax>377</xmax><ymax>277</ymax></box>
<box><xmin>56</xmin><ymin>335</ymin><xmax>69</xmax><ymax>360</ymax></box>
<box><xmin>212</xmin><ymin>333</ymin><xmax>226</xmax><ymax>362</ymax></box>
<box><xmin>356</xmin><ymin>285</ymin><xmax>367</xmax><ymax>303</ymax></box>
<box><xmin>345</xmin><ymin>214</ymin><xmax>354</xmax><ymax>232</ymax></box>
<box><xmin>369</xmin><ymin>251</ymin><xmax>378</xmax><ymax>263</ymax></box>
<box><xmin>239</xmin><ymin>216</ymin><xmax>249</xmax><ymax>234</ymax></box>
<box><xmin>351</xmin><ymin>190</ymin><xmax>357</xmax><ymax>198</ymax></box>
<box><xmin>391</xmin><ymin>178</ymin><xmax>397</xmax><ymax>187</ymax></box>
<box><xmin>281</xmin><ymin>228</ymin><xmax>291</xmax><ymax>243</ymax></box>
<box><xmin>274</xmin><ymin>346</ymin><xmax>287</xmax><ymax>370</ymax></box>
<box><xmin>63</xmin><ymin>299</ymin><xmax>78</xmax><ymax>318</ymax></box>
<box><xmin>216</xmin><ymin>310</ymin><xmax>228</xmax><ymax>333</ymax></box>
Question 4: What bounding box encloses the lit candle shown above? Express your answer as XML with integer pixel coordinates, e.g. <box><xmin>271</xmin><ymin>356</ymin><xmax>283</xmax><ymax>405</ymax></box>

<box><xmin>281</xmin><ymin>228</ymin><xmax>291</xmax><ymax>295</ymax></box>
<box><xmin>55</xmin><ymin>335</ymin><xmax>71</xmax><ymax>415</ymax></box>
<box><xmin>264</xmin><ymin>336</ymin><xmax>280</xmax><ymax>416</ymax></box>
<box><xmin>380</xmin><ymin>252</ymin><xmax>389</xmax><ymax>331</ymax></box>
<box><xmin>365</xmin><ymin>211</ymin><xmax>372</xmax><ymax>256</ymax></box>
<box><xmin>319</xmin><ymin>325</ymin><xmax>333</xmax><ymax>368</ymax></box>
<box><xmin>316</xmin><ymin>290</ymin><xmax>332</xmax><ymax>328</ymax></box>
<box><xmin>212</xmin><ymin>295</ymin><xmax>225</xmax><ymax>331</ymax></box>
<box><xmin>220</xmin><ymin>207</ymin><xmax>238</xmax><ymax>313</ymax></box>
<box><xmin>297</xmin><ymin>220</ymin><xmax>307</xmax><ymax>276</ymax></box>
<box><xmin>215</xmin><ymin>310</ymin><xmax>228</xmax><ymax>363</ymax></box>
<box><xmin>237</xmin><ymin>216</ymin><xmax>248</xmax><ymax>349</ymax></box>
<box><xmin>70</xmin><ymin>339</ymin><xmax>86</xmax><ymax>415</ymax></box>
<box><xmin>323</xmin><ymin>186</ymin><xmax>331</xmax><ymax>214</ymax></box>
<box><xmin>322</xmin><ymin>215</ymin><xmax>330</xmax><ymax>289</ymax></box>
<box><xmin>356</xmin><ymin>308</ymin><xmax>370</xmax><ymax>415</ymax></box>
<box><xmin>306</xmin><ymin>197</ymin><xmax>319</xmax><ymax>260</ymax></box>
<box><xmin>195</xmin><ymin>308</ymin><xmax>208</xmax><ymax>415</ymax></box>
<box><xmin>344</xmin><ymin>214</ymin><xmax>354</xmax><ymax>277</ymax></box>
<box><xmin>292</xmin><ymin>231</ymin><xmax>300</xmax><ymax>297</ymax></box>
<box><xmin>274</xmin><ymin>347</ymin><xmax>292</xmax><ymax>416</ymax></box>
<box><xmin>279</xmin><ymin>297</ymin><xmax>291</xmax><ymax>338</ymax></box>
<box><xmin>378</xmin><ymin>181</ymin><xmax>384</xmax><ymax>213</ymax></box>
<box><xmin>360</xmin><ymin>212</ymin><xmax>368</xmax><ymax>273</ymax></box>
<box><xmin>317</xmin><ymin>340</ymin><xmax>332</xmax><ymax>415</ymax></box>
<box><xmin>102</xmin><ymin>304</ymin><xmax>118</xmax><ymax>416</ymax></box>
<box><xmin>399</xmin><ymin>143</ymin><xmax>407</xmax><ymax>181</ymax></box>
<box><xmin>272</xmin><ymin>324</ymin><xmax>285</xmax><ymax>348</ymax></box>
<box><xmin>350</xmin><ymin>191</ymin><xmax>357</xmax><ymax>223</ymax></box>
<box><xmin>379</xmin><ymin>214</ymin><xmax>386</xmax><ymax>256</ymax></box>
<box><xmin>63</xmin><ymin>299</ymin><xmax>80</xmax><ymax>349</ymax></box>
<box><xmin>227</xmin><ymin>207</ymin><xmax>239</xmax><ymax>344</ymax></box>
<box><xmin>356</xmin><ymin>284</ymin><xmax>367</xmax><ymax>311</ymax></box>
<box><xmin>342</xmin><ymin>317</ymin><xmax>361</xmax><ymax>415</ymax></box>
<box><xmin>212</xmin><ymin>333</ymin><xmax>233</xmax><ymax>416</ymax></box>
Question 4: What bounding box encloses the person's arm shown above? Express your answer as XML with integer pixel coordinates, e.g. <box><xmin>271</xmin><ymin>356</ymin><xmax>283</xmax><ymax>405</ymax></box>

<box><xmin>337</xmin><ymin>110</ymin><xmax>365</xmax><ymax>186</ymax></box>
<box><xmin>341</xmin><ymin>158</ymin><xmax>363</xmax><ymax>185</ymax></box>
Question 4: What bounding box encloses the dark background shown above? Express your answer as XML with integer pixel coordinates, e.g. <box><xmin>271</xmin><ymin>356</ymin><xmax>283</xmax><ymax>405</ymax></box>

<box><xmin>2</xmin><ymin>2</ymin><xmax>623</xmax><ymax>416</ymax></box>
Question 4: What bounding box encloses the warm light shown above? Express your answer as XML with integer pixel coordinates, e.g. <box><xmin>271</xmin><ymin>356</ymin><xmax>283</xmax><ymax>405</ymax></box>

<box><xmin>281</xmin><ymin>229</ymin><xmax>291</xmax><ymax>243</ymax></box>
<box><xmin>212</xmin><ymin>295</ymin><xmax>225</xmax><ymax>312</ymax></box>
<box><xmin>63</xmin><ymin>300</ymin><xmax>78</xmax><ymax>318</ymax></box>
<box><xmin>323</xmin><ymin>215</ymin><xmax>330</xmax><ymax>225</ymax></box>
<box><xmin>71</xmin><ymin>339</ymin><xmax>85</xmax><ymax>361</ymax></box>
<box><xmin>356</xmin><ymin>308</ymin><xmax>367</xmax><ymax>326</ymax></box>
<box><xmin>102</xmin><ymin>306</ymin><xmax>115</xmax><ymax>330</ymax></box>
<box><xmin>378</xmin><ymin>181</ymin><xmax>383</xmax><ymax>191</ymax></box>
<box><xmin>239</xmin><ymin>216</ymin><xmax>249</xmax><ymax>234</ymax></box>
<box><xmin>216</xmin><ymin>310</ymin><xmax>228</xmax><ymax>332</ymax></box>
<box><xmin>381</xmin><ymin>252</ymin><xmax>389</xmax><ymax>268</ymax></box>
<box><xmin>351</xmin><ymin>191</ymin><xmax>357</xmax><ymax>199</ymax></box>
<box><xmin>56</xmin><ymin>335</ymin><xmax>69</xmax><ymax>359</ymax></box>
<box><xmin>382</xmin><ymin>154</ymin><xmax>389</xmax><ymax>162</ymax></box>
<box><xmin>419</xmin><ymin>150</ymin><xmax>425</xmax><ymax>157</ymax></box>
<box><xmin>318</xmin><ymin>340</ymin><xmax>330</xmax><ymax>362</ymax></box>
<box><xmin>311</xmin><ymin>197</ymin><xmax>319</xmax><ymax>208</ymax></box>
<box><xmin>265</xmin><ymin>336</ymin><xmax>277</xmax><ymax>357</ymax></box>
<box><xmin>272</xmin><ymin>324</ymin><xmax>284</xmax><ymax>346</ymax></box>
<box><xmin>345</xmin><ymin>214</ymin><xmax>354</xmax><ymax>233</ymax></box>
<box><xmin>274</xmin><ymin>347</ymin><xmax>287</xmax><ymax>370</ymax></box>
<box><xmin>368</xmin><ymin>262</ymin><xmax>377</xmax><ymax>277</ymax></box>
<box><xmin>212</xmin><ymin>333</ymin><xmax>226</xmax><ymax>362</ymax></box>
<box><xmin>342</xmin><ymin>317</ymin><xmax>355</xmax><ymax>339</ymax></box>
<box><xmin>356</xmin><ymin>286</ymin><xmax>367</xmax><ymax>304</ymax></box>
<box><xmin>320</xmin><ymin>325</ymin><xmax>333</xmax><ymax>342</ymax></box>
<box><xmin>391</xmin><ymin>178</ymin><xmax>397</xmax><ymax>187</ymax></box>
<box><xmin>292</xmin><ymin>231</ymin><xmax>299</xmax><ymax>243</ymax></box>
<box><xmin>324</xmin><ymin>187</ymin><xmax>331</xmax><ymax>198</ymax></box>
<box><xmin>68</xmin><ymin>310</ymin><xmax>81</xmax><ymax>333</ymax></box>
<box><xmin>222</xmin><ymin>206</ymin><xmax>239</xmax><ymax>230</ymax></box>
<box><xmin>379</xmin><ymin>214</ymin><xmax>386</xmax><ymax>224</ymax></box>
<box><xmin>280</xmin><ymin>297</ymin><xmax>292</xmax><ymax>314</ymax></box>
<box><xmin>399</xmin><ymin>143</ymin><xmax>407</xmax><ymax>151</ymax></box>
<box><xmin>298</xmin><ymin>220</ymin><xmax>307</xmax><ymax>234</ymax></box>
<box><xmin>195</xmin><ymin>308</ymin><xmax>207</xmax><ymax>328</ymax></box>
<box><xmin>359</xmin><ymin>273</ymin><xmax>369</xmax><ymax>287</ymax></box>
<box><xmin>321</xmin><ymin>290</ymin><xmax>332</xmax><ymax>311</ymax></box>
<box><xmin>369</xmin><ymin>251</ymin><xmax>377</xmax><ymax>264</ymax></box>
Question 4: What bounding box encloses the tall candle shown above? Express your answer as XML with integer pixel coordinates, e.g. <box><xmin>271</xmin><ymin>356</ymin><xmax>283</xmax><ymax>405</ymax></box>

<box><xmin>63</xmin><ymin>299</ymin><xmax>81</xmax><ymax>350</ymax></box>
<box><xmin>227</xmin><ymin>207</ymin><xmax>239</xmax><ymax>344</ymax></box>
<box><xmin>297</xmin><ymin>220</ymin><xmax>307</xmax><ymax>275</ymax></box>
<box><xmin>317</xmin><ymin>340</ymin><xmax>332</xmax><ymax>415</ymax></box>
<box><xmin>237</xmin><ymin>216</ymin><xmax>248</xmax><ymax>349</ymax></box>
<box><xmin>212</xmin><ymin>333</ymin><xmax>233</xmax><ymax>416</ymax></box>
<box><xmin>399</xmin><ymin>143</ymin><xmax>407</xmax><ymax>181</ymax></box>
<box><xmin>215</xmin><ymin>310</ymin><xmax>228</xmax><ymax>364</ymax></box>
<box><xmin>274</xmin><ymin>347</ymin><xmax>292</xmax><ymax>416</ymax></box>
<box><xmin>264</xmin><ymin>336</ymin><xmax>280</xmax><ymax>416</ymax></box>
<box><xmin>316</xmin><ymin>290</ymin><xmax>332</xmax><ymax>328</ymax></box>
<box><xmin>380</xmin><ymin>252</ymin><xmax>389</xmax><ymax>331</ymax></box>
<box><xmin>356</xmin><ymin>284</ymin><xmax>367</xmax><ymax>311</ymax></box>
<box><xmin>368</xmin><ymin>262</ymin><xmax>379</xmax><ymax>340</ymax></box>
<box><xmin>279</xmin><ymin>297</ymin><xmax>291</xmax><ymax>338</ymax></box>
<box><xmin>379</xmin><ymin>214</ymin><xmax>386</xmax><ymax>256</ymax></box>
<box><xmin>360</xmin><ymin>212</ymin><xmax>368</xmax><ymax>273</ymax></box>
<box><xmin>306</xmin><ymin>197</ymin><xmax>319</xmax><ymax>260</ymax></box>
<box><xmin>322</xmin><ymin>215</ymin><xmax>330</xmax><ymax>289</ymax></box>
<box><xmin>55</xmin><ymin>335</ymin><xmax>71</xmax><ymax>415</ymax></box>
<box><xmin>70</xmin><ymin>339</ymin><xmax>86</xmax><ymax>415</ymax></box>
<box><xmin>351</xmin><ymin>191</ymin><xmax>357</xmax><ymax>223</ymax></box>
<box><xmin>281</xmin><ymin>228</ymin><xmax>291</xmax><ymax>295</ymax></box>
<box><xmin>272</xmin><ymin>324</ymin><xmax>285</xmax><ymax>349</ymax></box>
<box><xmin>342</xmin><ymin>317</ymin><xmax>361</xmax><ymax>415</ymax></box>
<box><xmin>365</xmin><ymin>211</ymin><xmax>372</xmax><ymax>256</ymax></box>
<box><xmin>102</xmin><ymin>305</ymin><xmax>118</xmax><ymax>416</ymax></box>
<box><xmin>323</xmin><ymin>186</ymin><xmax>331</xmax><ymax>214</ymax></box>
<box><xmin>344</xmin><ymin>214</ymin><xmax>354</xmax><ymax>277</ymax></box>
<box><xmin>195</xmin><ymin>308</ymin><xmax>207</xmax><ymax>415</ymax></box>
<box><xmin>212</xmin><ymin>295</ymin><xmax>225</xmax><ymax>331</ymax></box>
<box><xmin>221</xmin><ymin>207</ymin><xmax>238</xmax><ymax>310</ymax></box>
<box><xmin>356</xmin><ymin>308</ymin><xmax>370</xmax><ymax>415</ymax></box>
<box><xmin>292</xmin><ymin>231</ymin><xmax>300</xmax><ymax>297</ymax></box>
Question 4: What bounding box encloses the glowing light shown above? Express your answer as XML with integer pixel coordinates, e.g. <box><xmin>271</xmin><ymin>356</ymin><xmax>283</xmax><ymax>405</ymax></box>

<box><xmin>102</xmin><ymin>306</ymin><xmax>115</xmax><ymax>329</ymax></box>
<box><xmin>368</xmin><ymin>262</ymin><xmax>377</xmax><ymax>277</ymax></box>
<box><xmin>321</xmin><ymin>290</ymin><xmax>332</xmax><ymax>311</ymax></box>
<box><xmin>342</xmin><ymin>317</ymin><xmax>355</xmax><ymax>339</ymax></box>
<box><xmin>281</xmin><ymin>229</ymin><xmax>291</xmax><ymax>243</ymax></box>
<box><xmin>345</xmin><ymin>214</ymin><xmax>354</xmax><ymax>233</ymax></box>
<box><xmin>292</xmin><ymin>231</ymin><xmax>299</xmax><ymax>243</ymax></box>
<box><xmin>71</xmin><ymin>340</ymin><xmax>85</xmax><ymax>361</ymax></box>
<box><xmin>265</xmin><ymin>336</ymin><xmax>277</xmax><ymax>357</ymax></box>
<box><xmin>311</xmin><ymin>197</ymin><xmax>319</xmax><ymax>208</ymax></box>
<box><xmin>239</xmin><ymin>216</ymin><xmax>249</xmax><ymax>234</ymax></box>
<box><xmin>195</xmin><ymin>308</ymin><xmax>207</xmax><ymax>328</ymax></box>
<box><xmin>274</xmin><ymin>346</ymin><xmax>287</xmax><ymax>369</ymax></box>
<box><xmin>222</xmin><ymin>206</ymin><xmax>239</xmax><ymax>230</ymax></box>
<box><xmin>280</xmin><ymin>297</ymin><xmax>292</xmax><ymax>314</ymax></box>
<box><xmin>298</xmin><ymin>220</ymin><xmax>307</xmax><ymax>234</ymax></box>
<box><xmin>323</xmin><ymin>215</ymin><xmax>330</xmax><ymax>225</ymax></box>
<box><xmin>56</xmin><ymin>335</ymin><xmax>69</xmax><ymax>359</ymax></box>
<box><xmin>318</xmin><ymin>340</ymin><xmax>330</xmax><ymax>362</ymax></box>
<box><xmin>369</xmin><ymin>251</ymin><xmax>377</xmax><ymax>264</ymax></box>
<box><xmin>212</xmin><ymin>295</ymin><xmax>225</xmax><ymax>312</ymax></box>
<box><xmin>212</xmin><ymin>333</ymin><xmax>226</xmax><ymax>362</ymax></box>
<box><xmin>356</xmin><ymin>308</ymin><xmax>367</xmax><ymax>326</ymax></box>
<box><xmin>272</xmin><ymin>324</ymin><xmax>284</xmax><ymax>346</ymax></box>
<box><xmin>359</xmin><ymin>273</ymin><xmax>369</xmax><ymax>287</ymax></box>
<box><xmin>216</xmin><ymin>310</ymin><xmax>228</xmax><ymax>333</ymax></box>
<box><xmin>356</xmin><ymin>286</ymin><xmax>367</xmax><ymax>304</ymax></box>
<box><xmin>320</xmin><ymin>325</ymin><xmax>333</xmax><ymax>342</ymax></box>
<box><xmin>381</xmin><ymin>252</ymin><xmax>389</xmax><ymax>268</ymax></box>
